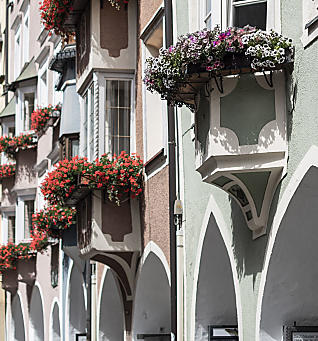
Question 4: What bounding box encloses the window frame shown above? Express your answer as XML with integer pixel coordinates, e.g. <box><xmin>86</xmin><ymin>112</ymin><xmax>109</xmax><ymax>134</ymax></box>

<box><xmin>81</xmin><ymin>83</ymin><xmax>94</xmax><ymax>160</ymax></box>
<box><xmin>301</xmin><ymin>0</ymin><xmax>318</xmax><ymax>47</ymax></box>
<box><xmin>16</xmin><ymin>85</ymin><xmax>37</xmax><ymax>135</ymax></box>
<box><xmin>96</xmin><ymin>72</ymin><xmax>136</xmax><ymax>158</ymax></box>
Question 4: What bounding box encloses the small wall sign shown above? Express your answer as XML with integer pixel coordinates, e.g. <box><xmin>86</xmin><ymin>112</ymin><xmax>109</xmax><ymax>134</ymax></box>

<box><xmin>284</xmin><ymin>326</ymin><xmax>318</xmax><ymax>341</ymax></box>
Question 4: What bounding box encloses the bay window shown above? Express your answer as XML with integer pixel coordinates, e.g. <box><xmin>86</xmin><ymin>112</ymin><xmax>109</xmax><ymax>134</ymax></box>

<box><xmin>105</xmin><ymin>79</ymin><xmax>131</xmax><ymax>156</ymax></box>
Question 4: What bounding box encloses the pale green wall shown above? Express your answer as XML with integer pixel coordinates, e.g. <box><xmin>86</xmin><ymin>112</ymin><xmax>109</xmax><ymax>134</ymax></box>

<box><xmin>176</xmin><ymin>0</ymin><xmax>318</xmax><ymax>340</ymax></box>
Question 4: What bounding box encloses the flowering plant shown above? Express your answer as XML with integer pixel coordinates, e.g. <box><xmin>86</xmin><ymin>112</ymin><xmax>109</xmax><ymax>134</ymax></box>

<box><xmin>108</xmin><ymin>0</ymin><xmax>129</xmax><ymax>10</ymax></box>
<box><xmin>0</xmin><ymin>163</ymin><xmax>15</xmax><ymax>179</ymax></box>
<box><xmin>39</xmin><ymin>0</ymin><xmax>73</xmax><ymax>40</ymax></box>
<box><xmin>0</xmin><ymin>133</ymin><xmax>37</xmax><ymax>156</ymax></box>
<box><xmin>32</xmin><ymin>205</ymin><xmax>76</xmax><ymax>237</ymax></box>
<box><xmin>144</xmin><ymin>26</ymin><xmax>294</xmax><ymax>108</ymax></box>
<box><xmin>29</xmin><ymin>228</ymin><xmax>50</xmax><ymax>253</ymax></box>
<box><xmin>31</xmin><ymin>104</ymin><xmax>61</xmax><ymax>133</ymax></box>
<box><xmin>41</xmin><ymin>152</ymin><xmax>143</xmax><ymax>206</ymax></box>
<box><xmin>0</xmin><ymin>242</ymin><xmax>33</xmax><ymax>273</ymax></box>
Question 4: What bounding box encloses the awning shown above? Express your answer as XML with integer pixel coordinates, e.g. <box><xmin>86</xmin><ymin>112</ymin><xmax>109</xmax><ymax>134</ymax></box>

<box><xmin>0</xmin><ymin>97</ymin><xmax>15</xmax><ymax>118</ymax></box>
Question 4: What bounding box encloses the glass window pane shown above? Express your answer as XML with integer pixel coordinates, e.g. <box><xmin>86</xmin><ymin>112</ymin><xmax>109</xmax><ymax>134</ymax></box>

<box><xmin>205</xmin><ymin>15</ymin><xmax>212</xmax><ymax>29</ymax></box>
<box><xmin>71</xmin><ymin>139</ymin><xmax>79</xmax><ymax>157</ymax></box>
<box><xmin>234</xmin><ymin>3</ymin><xmax>267</xmax><ymax>30</ymax></box>
<box><xmin>106</xmin><ymin>80</ymin><xmax>118</xmax><ymax>108</ymax></box>
<box><xmin>206</xmin><ymin>0</ymin><xmax>211</xmax><ymax>15</ymax></box>
<box><xmin>24</xmin><ymin>93</ymin><xmax>35</xmax><ymax>131</ymax></box>
<box><xmin>118</xmin><ymin>80</ymin><xmax>131</xmax><ymax>108</ymax></box>
<box><xmin>119</xmin><ymin>109</ymin><xmax>130</xmax><ymax>137</ymax></box>
<box><xmin>24</xmin><ymin>200</ymin><xmax>34</xmax><ymax>239</ymax></box>
<box><xmin>8</xmin><ymin>216</ymin><xmax>16</xmax><ymax>243</ymax></box>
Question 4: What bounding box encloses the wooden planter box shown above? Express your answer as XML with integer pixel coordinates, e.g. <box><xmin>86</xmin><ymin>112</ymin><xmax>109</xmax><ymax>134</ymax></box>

<box><xmin>17</xmin><ymin>256</ymin><xmax>37</xmax><ymax>285</ymax></box>
<box><xmin>2</xmin><ymin>269</ymin><xmax>18</xmax><ymax>294</ymax></box>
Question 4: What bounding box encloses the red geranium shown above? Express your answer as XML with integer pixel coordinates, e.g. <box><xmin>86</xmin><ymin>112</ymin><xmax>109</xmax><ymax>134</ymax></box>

<box><xmin>0</xmin><ymin>163</ymin><xmax>15</xmax><ymax>179</ymax></box>
<box><xmin>0</xmin><ymin>133</ymin><xmax>37</xmax><ymax>157</ymax></box>
<box><xmin>41</xmin><ymin>152</ymin><xmax>143</xmax><ymax>206</ymax></box>
<box><xmin>31</xmin><ymin>104</ymin><xmax>61</xmax><ymax>133</ymax></box>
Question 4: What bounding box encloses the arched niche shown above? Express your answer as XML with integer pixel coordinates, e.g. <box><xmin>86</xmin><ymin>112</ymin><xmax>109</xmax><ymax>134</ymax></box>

<box><xmin>11</xmin><ymin>294</ymin><xmax>25</xmax><ymax>341</ymax></box>
<box><xmin>29</xmin><ymin>286</ymin><xmax>45</xmax><ymax>341</ymax></box>
<box><xmin>99</xmin><ymin>269</ymin><xmax>124</xmax><ymax>340</ymax></box>
<box><xmin>195</xmin><ymin>214</ymin><xmax>238</xmax><ymax>340</ymax></box>
<box><xmin>68</xmin><ymin>265</ymin><xmax>86</xmax><ymax>339</ymax></box>
<box><xmin>51</xmin><ymin>302</ymin><xmax>61</xmax><ymax>341</ymax></box>
<box><xmin>132</xmin><ymin>251</ymin><xmax>171</xmax><ymax>340</ymax></box>
<box><xmin>260</xmin><ymin>166</ymin><xmax>318</xmax><ymax>340</ymax></box>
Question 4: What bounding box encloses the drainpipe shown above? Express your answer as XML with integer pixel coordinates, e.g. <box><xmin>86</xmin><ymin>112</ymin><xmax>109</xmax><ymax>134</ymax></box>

<box><xmin>176</xmin><ymin>229</ymin><xmax>184</xmax><ymax>341</ymax></box>
<box><xmin>4</xmin><ymin>0</ymin><xmax>12</xmax><ymax>106</ymax></box>
<box><xmin>164</xmin><ymin>0</ymin><xmax>177</xmax><ymax>340</ymax></box>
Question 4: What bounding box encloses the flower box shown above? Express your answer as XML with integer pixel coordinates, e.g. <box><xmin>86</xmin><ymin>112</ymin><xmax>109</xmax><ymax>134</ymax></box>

<box><xmin>17</xmin><ymin>256</ymin><xmax>37</xmax><ymax>285</ymax></box>
<box><xmin>1</xmin><ymin>269</ymin><xmax>18</xmax><ymax>294</ymax></box>
<box><xmin>144</xmin><ymin>26</ymin><xmax>294</xmax><ymax>111</ymax></box>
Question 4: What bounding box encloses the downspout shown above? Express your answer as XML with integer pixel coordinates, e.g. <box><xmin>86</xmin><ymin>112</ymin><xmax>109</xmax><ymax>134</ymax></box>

<box><xmin>91</xmin><ymin>262</ymin><xmax>97</xmax><ymax>341</ymax></box>
<box><xmin>164</xmin><ymin>0</ymin><xmax>177</xmax><ymax>340</ymax></box>
<box><xmin>4</xmin><ymin>0</ymin><xmax>12</xmax><ymax>106</ymax></box>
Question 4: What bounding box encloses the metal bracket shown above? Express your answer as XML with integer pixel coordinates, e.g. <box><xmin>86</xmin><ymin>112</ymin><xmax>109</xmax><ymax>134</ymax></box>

<box><xmin>263</xmin><ymin>70</ymin><xmax>273</xmax><ymax>88</ymax></box>
<box><xmin>213</xmin><ymin>76</ymin><xmax>224</xmax><ymax>94</ymax></box>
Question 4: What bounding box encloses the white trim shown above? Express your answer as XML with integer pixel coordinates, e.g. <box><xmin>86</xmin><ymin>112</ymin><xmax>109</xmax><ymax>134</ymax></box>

<box><xmin>255</xmin><ymin>145</ymin><xmax>318</xmax><ymax>341</ymax></box>
<box><xmin>190</xmin><ymin>194</ymin><xmax>243</xmax><ymax>340</ymax></box>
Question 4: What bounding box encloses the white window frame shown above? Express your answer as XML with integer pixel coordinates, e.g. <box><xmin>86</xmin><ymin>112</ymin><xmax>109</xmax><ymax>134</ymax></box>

<box><xmin>16</xmin><ymin>85</ymin><xmax>37</xmax><ymax>135</ymax></box>
<box><xmin>23</xmin><ymin>8</ymin><xmax>29</xmax><ymax>65</ymax></box>
<box><xmin>97</xmin><ymin>72</ymin><xmax>136</xmax><ymax>157</ymax></box>
<box><xmin>301</xmin><ymin>0</ymin><xmax>318</xmax><ymax>47</ymax></box>
<box><xmin>38</xmin><ymin>58</ymin><xmax>49</xmax><ymax>107</ymax></box>
<box><xmin>198</xmin><ymin>0</ymin><xmax>280</xmax><ymax>32</ymax></box>
<box><xmin>16</xmin><ymin>194</ymin><xmax>35</xmax><ymax>243</ymax></box>
<box><xmin>2</xmin><ymin>210</ymin><xmax>16</xmax><ymax>244</ymax></box>
<box><xmin>14</xmin><ymin>27</ymin><xmax>22</xmax><ymax>79</ymax></box>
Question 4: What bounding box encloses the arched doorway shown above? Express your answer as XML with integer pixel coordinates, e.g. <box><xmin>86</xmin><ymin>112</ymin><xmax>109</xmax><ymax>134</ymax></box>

<box><xmin>11</xmin><ymin>294</ymin><xmax>25</xmax><ymax>341</ymax></box>
<box><xmin>50</xmin><ymin>302</ymin><xmax>61</xmax><ymax>341</ymax></box>
<box><xmin>260</xmin><ymin>167</ymin><xmax>318</xmax><ymax>340</ymax></box>
<box><xmin>98</xmin><ymin>268</ymin><xmax>124</xmax><ymax>340</ymax></box>
<box><xmin>29</xmin><ymin>285</ymin><xmax>45</xmax><ymax>341</ymax></box>
<box><xmin>68</xmin><ymin>264</ymin><xmax>86</xmax><ymax>340</ymax></box>
<box><xmin>195</xmin><ymin>214</ymin><xmax>238</xmax><ymax>340</ymax></box>
<box><xmin>132</xmin><ymin>251</ymin><xmax>171</xmax><ymax>340</ymax></box>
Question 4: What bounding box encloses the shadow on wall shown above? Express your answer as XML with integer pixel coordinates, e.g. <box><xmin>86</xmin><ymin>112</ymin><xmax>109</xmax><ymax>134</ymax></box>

<box><xmin>11</xmin><ymin>294</ymin><xmax>26</xmax><ymax>341</ymax></box>
<box><xmin>195</xmin><ymin>214</ymin><xmax>237</xmax><ymax>341</ymax></box>
<box><xmin>230</xmin><ymin>181</ymin><xmax>281</xmax><ymax>287</ymax></box>
<box><xmin>260</xmin><ymin>166</ymin><xmax>318</xmax><ymax>341</ymax></box>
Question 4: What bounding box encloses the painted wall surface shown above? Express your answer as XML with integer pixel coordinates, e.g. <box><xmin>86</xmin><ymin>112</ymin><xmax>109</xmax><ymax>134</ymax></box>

<box><xmin>176</xmin><ymin>0</ymin><xmax>318</xmax><ymax>340</ymax></box>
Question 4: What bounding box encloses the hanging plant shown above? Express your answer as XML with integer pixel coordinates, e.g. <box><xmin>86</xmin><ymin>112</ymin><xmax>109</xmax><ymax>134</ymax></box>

<box><xmin>0</xmin><ymin>133</ymin><xmax>37</xmax><ymax>156</ymax></box>
<box><xmin>41</xmin><ymin>152</ymin><xmax>143</xmax><ymax>206</ymax></box>
<box><xmin>29</xmin><ymin>228</ymin><xmax>50</xmax><ymax>253</ymax></box>
<box><xmin>32</xmin><ymin>205</ymin><xmax>76</xmax><ymax>237</ymax></box>
<box><xmin>144</xmin><ymin>26</ymin><xmax>294</xmax><ymax>109</ymax></box>
<box><xmin>0</xmin><ymin>242</ymin><xmax>33</xmax><ymax>273</ymax></box>
<box><xmin>31</xmin><ymin>104</ymin><xmax>61</xmax><ymax>133</ymax></box>
<box><xmin>0</xmin><ymin>163</ymin><xmax>15</xmax><ymax>179</ymax></box>
<box><xmin>108</xmin><ymin>0</ymin><xmax>129</xmax><ymax>10</ymax></box>
<box><xmin>39</xmin><ymin>0</ymin><xmax>73</xmax><ymax>40</ymax></box>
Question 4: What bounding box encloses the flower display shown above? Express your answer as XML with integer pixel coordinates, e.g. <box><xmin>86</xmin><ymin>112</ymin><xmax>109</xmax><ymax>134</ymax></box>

<box><xmin>0</xmin><ymin>242</ymin><xmax>33</xmax><ymax>273</ymax></box>
<box><xmin>32</xmin><ymin>205</ymin><xmax>76</xmax><ymax>237</ymax></box>
<box><xmin>0</xmin><ymin>133</ymin><xmax>37</xmax><ymax>156</ymax></box>
<box><xmin>41</xmin><ymin>152</ymin><xmax>143</xmax><ymax>206</ymax></box>
<box><xmin>39</xmin><ymin>0</ymin><xmax>73</xmax><ymax>40</ymax></box>
<box><xmin>29</xmin><ymin>228</ymin><xmax>50</xmax><ymax>253</ymax></box>
<box><xmin>31</xmin><ymin>104</ymin><xmax>61</xmax><ymax>133</ymax></box>
<box><xmin>0</xmin><ymin>163</ymin><xmax>15</xmax><ymax>179</ymax></box>
<box><xmin>144</xmin><ymin>26</ymin><xmax>294</xmax><ymax>109</ymax></box>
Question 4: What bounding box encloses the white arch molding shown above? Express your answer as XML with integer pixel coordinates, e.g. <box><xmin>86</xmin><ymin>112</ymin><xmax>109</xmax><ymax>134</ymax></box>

<box><xmin>190</xmin><ymin>195</ymin><xmax>243</xmax><ymax>340</ymax></box>
<box><xmin>97</xmin><ymin>266</ymin><xmax>125</xmax><ymax>340</ymax></box>
<box><xmin>11</xmin><ymin>291</ymin><xmax>26</xmax><ymax>341</ymax></box>
<box><xmin>29</xmin><ymin>282</ymin><xmax>45</xmax><ymax>341</ymax></box>
<box><xmin>132</xmin><ymin>243</ymin><xmax>171</xmax><ymax>340</ymax></box>
<box><xmin>256</xmin><ymin>145</ymin><xmax>318</xmax><ymax>341</ymax></box>
<box><xmin>66</xmin><ymin>261</ymin><xmax>87</xmax><ymax>341</ymax></box>
<box><xmin>49</xmin><ymin>299</ymin><xmax>61</xmax><ymax>341</ymax></box>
